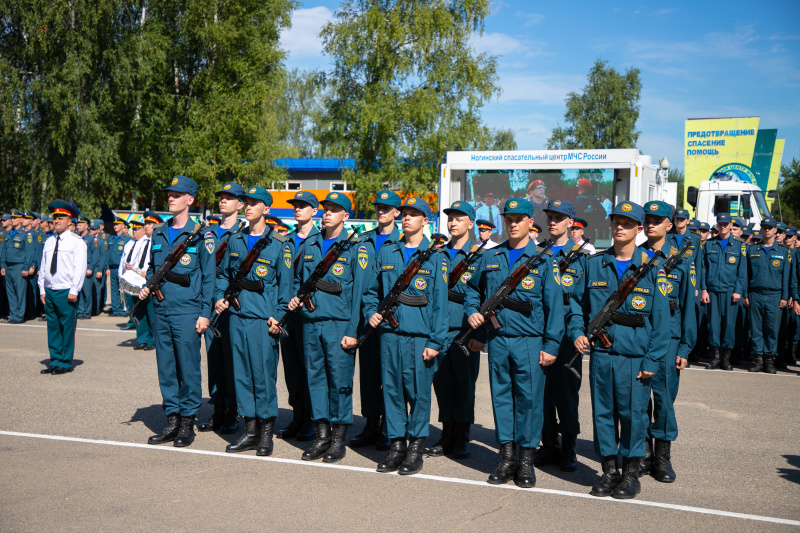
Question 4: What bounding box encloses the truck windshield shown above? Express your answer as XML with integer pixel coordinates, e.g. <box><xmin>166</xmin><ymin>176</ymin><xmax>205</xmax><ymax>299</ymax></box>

<box><xmin>752</xmin><ymin>191</ymin><xmax>770</xmax><ymax>218</ymax></box>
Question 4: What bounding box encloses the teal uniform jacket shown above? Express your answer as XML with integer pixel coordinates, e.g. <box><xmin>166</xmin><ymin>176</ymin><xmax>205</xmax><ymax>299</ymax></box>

<box><xmin>108</xmin><ymin>234</ymin><xmax>132</xmax><ymax>266</ymax></box>
<box><xmin>744</xmin><ymin>243</ymin><xmax>790</xmax><ymax>300</ymax></box>
<box><xmin>2</xmin><ymin>228</ymin><xmax>35</xmax><ymax>269</ymax></box>
<box><xmin>446</xmin><ymin>238</ymin><xmax>479</xmax><ymax>332</ymax></box>
<box><xmin>362</xmin><ymin>235</ymin><xmax>449</xmax><ymax>350</ymax></box>
<box><xmin>464</xmin><ymin>240</ymin><xmax>564</xmax><ymax>352</ymax></box>
<box><xmin>148</xmin><ymin>222</ymin><xmax>215</xmax><ymax>318</ymax></box>
<box><xmin>658</xmin><ymin>236</ymin><xmax>698</xmax><ymax>359</ymax></box>
<box><xmin>294</xmin><ymin>228</ymin><xmax>370</xmax><ymax>338</ymax></box>
<box><xmin>700</xmin><ymin>236</ymin><xmax>746</xmax><ymax>294</ymax></box>
<box><xmin>215</xmin><ymin>228</ymin><xmax>292</xmax><ymax>320</ymax></box>
<box><xmin>793</xmin><ymin>247</ymin><xmax>800</xmax><ymax>300</ymax></box>
<box><xmin>82</xmin><ymin>233</ymin><xmax>99</xmax><ymax>274</ymax></box>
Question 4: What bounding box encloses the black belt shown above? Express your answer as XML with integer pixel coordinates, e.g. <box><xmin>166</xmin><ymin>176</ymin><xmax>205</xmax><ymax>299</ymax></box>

<box><xmin>502</xmin><ymin>296</ymin><xmax>533</xmax><ymax>313</ymax></box>
<box><xmin>164</xmin><ymin>271</ymin><xmax>191</xmax><ymax>287</ymax></box>
<box><xmin>239</xmin><ymin>278</ymin><xmax>264</xmax><ymax>292</ymax></box>
<box><xmin>398</xmin><ymin>292</ymin><xmax>428</xmax><ymax>307</ymax></box>
<box><xmin>315</xmin><ymin>279</ymin><xmax>342</xmax><ymax>295</ymax></box>
<box><xmin>448</xmin><ymin>290</ymin><xmax>465</xmax><ymax>304</ymax></box>
<box><xmin>563</xmin><ymin>292</ymin><xmax>571</xmax><ymax>306</ymax></box>
<box><xmin>609</xmin><ymin>311</ymin><xmax>645</xmax><ymax>328</ymax></box>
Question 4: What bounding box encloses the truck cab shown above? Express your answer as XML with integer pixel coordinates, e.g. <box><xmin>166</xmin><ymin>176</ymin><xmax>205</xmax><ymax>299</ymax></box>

<box><xmin>686</xmin><ymin>174</ymin><xmax>771</xmax><ymax>228</ymax></box>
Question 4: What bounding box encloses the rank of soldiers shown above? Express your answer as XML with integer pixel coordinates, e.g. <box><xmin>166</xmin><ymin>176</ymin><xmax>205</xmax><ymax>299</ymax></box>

<box><xmin>4</xmin><ymin>176</ymin><xmax>797</xmax><ymax>502</ymax></box>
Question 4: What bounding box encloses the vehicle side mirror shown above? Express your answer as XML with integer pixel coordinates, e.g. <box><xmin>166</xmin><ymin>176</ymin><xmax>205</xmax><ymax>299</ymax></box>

<box><xmin>741</xmin><ymin>194</ymin><xmax>752</xmax><ymax>219</ymax></box>
<box><xmin>687</xmin><ymin>186</ymin><xmax>698</xmax><ymax>208</ymax></box>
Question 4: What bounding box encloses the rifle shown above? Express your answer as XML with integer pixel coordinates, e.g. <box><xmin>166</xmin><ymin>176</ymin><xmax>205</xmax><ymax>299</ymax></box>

<box><xmin>128</xmin><ymin>222</ymin><xmax>207</xmax><ymax>325</ymax></box>
<box><xmin>351</xmin><ymin>234</ymin><xmax>448</xmax><ymax>351</ymax></box>
<box><xmin>661</xmin><ymin>238</ymin><xmax>693</xmax><ymax>275</ymax></box>
<box><xmin>448</xmin><ymin>239</ymin><xmax>488</xmax><ymax>290</ymax></box>
<box><xmin>208</xmin><ymin>226</ymin><xmax>274</xmax><ymax>338</ymax></box>
<box><xmin>563</xmin><ymin>250</ymin><xmax>662</xmax><ymax>379</ymax></box>
<box><xmin>215</xmin><ymin>221</ymin><xmax>246</xmax><ymax>266</ymax></box>
<box><xmin>276</xmin><ymin>227</ymin><xmax>361</xmax><ymax>328</ymax></box>
<box><xmin>559</xmin><ymin>239</ymin><xmax>591</xmax><ymax>274</ymax></box>
<box><xmin>455</xmin><ymin>241</ymin><xmax>554</xmax><ymax>354</ymax></box>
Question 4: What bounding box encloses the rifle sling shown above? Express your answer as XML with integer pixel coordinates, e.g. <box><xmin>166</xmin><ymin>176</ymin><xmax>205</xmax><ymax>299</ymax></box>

<box><xmin>238</xmin><ymin>278</ymin><xmax>264</xmax><ymax>292</ymax></box>
<box><xmin>502</xmin><ymin>296</ymin><xmax>533</xmax><ymax>313</ymax></box>
<box><xmin>314</xmin><ymin>279</ymin><xmax>342</xmax><ymax>295</ymax></box>
<box><xmin>609</xmin><ymin>311</ymin><xmax>645</xmax><ymax>328</ymax></box>
<box><xmin>164</xmin><ymin>271</ymin><xmax>190</xmax><ymax>287</ymax></box>
<box><xmin>448</xmin><ymin>290</ymin><xmax>465</xmax><ymax>304</ymax></box>
<box><xmin>397</xmin><ymin>292</ymin><xmax>428</xmax><ymax>307</ymax></box>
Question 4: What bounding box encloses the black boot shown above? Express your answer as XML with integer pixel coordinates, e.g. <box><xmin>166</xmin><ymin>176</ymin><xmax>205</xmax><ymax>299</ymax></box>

<box><xmin>560</xmin><ymin>433</ymin><xmax>578</xmax><ymax>472</ymax></box>
<box><xmin>748</xmin><ymin>355</ymin><xmax>764</xmax><ymax>372</ymax></box>
<box><xmin>148</xmin><ymin>414</ymin><xmax>180</xmax><ymax>445</ymax></box>
<box><xmin>790</xmin><ymin>343</ymin><xmax>798</xmax><ymax>364</ymax></box>
<box><xmin>197</xmin><ymin>404</ymin><xmax>225</xmax><ymax>432</ymax></box>
<box><xmin>514</xmin><ymin>447</ymin><xmax>536</xmax><ymax>488</ymax></box>
<box><xmin>219</xmin><ymin>406</ymin><xmax>238</xmax><ymax>434</ymax></box>
<box><xmin>323</xmin><ymin>424</ymin><xmax>348</xmax><ymax>463</ymax></box>
<box><xmin>399</xmin><ymin>437</ymin><xmax>425</xmax><ymax>475</ymax></box>
<box><xmin>227</xmin><ymin>417</ymin><xmax>260</xmax><ymax>452</ymax></box>
<box><xmin>375</xmin><ymin>416</ymin><xmax>391</xmax><ymax>451</ymax></box>
<box><xmin>296</xmin><ymin>408</ymin><xmax>316</xmax><ymax>441</ymax></box>
<box><xmin>425</xmin><ymin>422</ymin><xmax>455</xmax><ymax>457</ymax></box>
<box><xmin>302</xmin><ymin>420</ymin><xmax>331</xmax><ymax>461</ymax></box>
<box><xmin>611</xmin><ymin>457</ymin><xmax>642</xmax><ymax>499</ymax></box>
<box><xmin>487</xmin><ymin>442</ymin><xmax>517</xmax><ymax>485</ymax></box>
<box><xmin>450</xmin><ymin>423</ymin><xmax>472</xmax><ymax>459</ymax></box>
<box><xmin>638</xmin><ymin>438</ymin><xmax>653</xmax><ymax>477</ymax></box>
<box><xmin>173</xmin><ymin>416</ymin><xmax>196</xmax><ymax>447</ymax></box>
<box><xmin>377</xmin><ymin>438</ymin><xmax>407</xmax><ymax>473</ymax></box>
<box><xmin>651</xmin><ymin>439</ymin><xmax>676</xmax><ymax>483</ymax></box>
<box><xmin>256</xmin><ymin>418</ymin><xmax>275</xmax><ymax>457</ymax></box>
<box><xmin>774</xmin><ymin>351</ymin><xmax>788</xmax><ymax>369</ymax></box>
<box><xmin>534</xmin><ymin>431</ymin><xmax>561</xmax><ymax>466</ymax></box>
<box><xmin>707</xmin><ymin>348</ymin><xmax>721</xmax><ymax>369</ymax></box>
<box><xmin>720</xmin><ymin>349</ymin><xmax>733</xmax><ymax>371</ymax></box>
<box><xmin>349</xmin><ymin>417</ymin><xmax>379</xmax><ymax>448</ymax></box>
<box><xmin>763</xmin><ymin>354</ymin><xmax>777</xmax><ymax>374</ymax></box>
<box><xmin>590</xmin><ymin>456</ymin><xmax>621</xmax><ymax>497</ymax></box>
<box><xmin>276</xmin><ymin>409</ymin><xmax>303</xmax><ymax>439</ymax></box>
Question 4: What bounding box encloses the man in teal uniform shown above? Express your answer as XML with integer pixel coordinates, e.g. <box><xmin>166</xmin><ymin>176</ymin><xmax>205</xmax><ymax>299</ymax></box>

<box><xmin>215</xmin><ymin>186</ymin><xmax>292</xmax><ymax>456</ymax></box>
<box><xmin>427</xmin><ymin>200</ymin><xmax>480</xmax><ymax>460</ymax></box>
<box><xmin>0</xmin><ymin>213</ymin><xmax>9</xmax><ymax>319</ymax></box>
<box><xmin>534</xmin><ymin>199</ymin><xmax>590</xmax><ymax>473</ymax></box>
<box><xmin>140</xmin><ymin>175</ymin><xmax>215</xmax><ymax>448</ymax></box>
<box><xmin>2</xmin><ymin>209</ymin><xmax>35</xmax><ymax>323</ymax></box>
<box><xmin>289</xmin><ymin>192</ymin><xmax>369</xmax><ymax>463</ymax></box>
<box><xmin>350</xmin><ymin>190</ymin><xmax>401</xmax><ymax>451</ymax></box>
<box><xmin>700</xmin><ymin>213</ymin><xmax>746</xmax><ymax>370</ymax></box>
<box><xmin>464</xmin><ymin>198</ymin><xmax>564</xmax><ymax>488</ymax></box>
<box><xmin>107</xmin><ymin>216</ymin><xmax>132</xmax><ymax>317</ymax></box>
<box><xmin>21</xmin><ymin>210</ymin><xmax>43</xmax><ymax>320</ymax></box>
<box><xmin>89</xmin><ymin>219</ymin><xmax>107</xmax><ymax>316</ymax></box>
<box><xmin>640</xmin><ymin>201</ymin><xmax>696</xmax><ymax>483</ymax></box>
<box><xmin>571</xmin><ymin>201</ymin><xmax>670</xmax><ymax>500</ymax></box>
<box><xmin>39</xmin><ymin>200</ymin><xmax>87</xmax><ymax>374</ymax></box>
<box><xmin>784</xmin><ymin>227</ymin><xmax>799</xmax><ymax>365</ymax></box>
<box><xmin>744</xmin><ymin>217</ymin><xmax>790</xmax><ymax>374</ymax></box>
<box><xmin>364</xmin><ymin>197</ymin><xmax>448</xmax><ymax>476</ymax></box>
<box><xmin>774</xmin><ymin>222</ymin><xmax>794</xmax><ymax>369</ymax></box>
<box><xmin>197</xmin><ymin>182</ymin><xmax>244</xmax><ymax>435</ymax></box>
<box><xmin>276</xmin><ymin>191</ymin><xmax>319</xmax><ymax>441</ymax></box>
<box><xmin>75</xmin><ymin>215</ymin><xmax>97</xmax><ymax>319</ymax></box>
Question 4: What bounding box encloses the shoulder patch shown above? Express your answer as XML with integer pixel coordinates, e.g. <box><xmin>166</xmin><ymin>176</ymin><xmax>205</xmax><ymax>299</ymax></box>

<box><xmin>273</xmin><ymin>233</ymin><xmax>288</xmax><ymax>243</ymax></box>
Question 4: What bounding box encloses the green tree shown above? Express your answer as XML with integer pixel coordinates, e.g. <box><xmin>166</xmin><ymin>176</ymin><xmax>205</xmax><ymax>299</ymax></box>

<box><xmin>669</xmin><ymin>168</ymin><xmax>685</xmax><ymax>208</ymax></box>
<box><xmin>547</xmin><ymin>59</ymin><xmax>641</xmax><ymax>150</ymax></box>
<box><xmin>318</xmin><ymin>0</ymin><xmax>504</xmax><ymax>210</ymax></box>
<box><xmin>777</xmin><ymin>153</ymin><xmax>800</xmax><ymax>227</ymax></box>
<box><xmin>275</xmin><ymin>68</ymin><xmax>328</xmax><ymax>158</ymax></box>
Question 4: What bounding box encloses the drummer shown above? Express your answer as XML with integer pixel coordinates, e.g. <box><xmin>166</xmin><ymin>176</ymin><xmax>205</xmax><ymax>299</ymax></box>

<box><xmin>119</xmin><ymin>214</ymin><xmax>155</xmax><ymax>350</ymax></box>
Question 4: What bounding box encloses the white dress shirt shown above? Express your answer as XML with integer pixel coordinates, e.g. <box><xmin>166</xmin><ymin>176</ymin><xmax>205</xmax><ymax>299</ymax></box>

<box><xmin>118</xmin><ymin>236</ymin><xmax>150</xmax><ymax>286</ymax></box>
<box><xmin>38</xmin><ymin>231</ymin><xmax>88</xmax><ymax>296</ymax></box>
<box><xmin>575</xmin><ymin>238</ymin><xmax>597</xmax><ymax>254</ymax></box>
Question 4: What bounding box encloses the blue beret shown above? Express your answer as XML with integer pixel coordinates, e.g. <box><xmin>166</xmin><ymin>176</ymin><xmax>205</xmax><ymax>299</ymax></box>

<box><xmin>373</xmin><ymin>190</ymin><xmax>402</xmax><ymax>209</ymax></box>
<box><xmin>716</xmin><ymin>213</ymin><xmax>732</xmax><ymax>223</ymax></box>
<box><xmin>543</xmin><ymin>199</ymin><xmax>576</xmax><ymax>219</ymax></box>
<box><xmin>215</xmin><ymin>182</ymin><xmax>246</xmax><ymax>198</ymax></box>
<box><xmin>760</xmin><ymin>217</ymin><xmax>778</xmax><ymax>228</ymax></box>
<box><xmin>401</xmin><ymin>196</ymin><xmax>432</xmax><ymax>219</ymax></box>
<box><xmin>240</xmin><ymin>186</ymin><xmax>274</xmax><ymax>207</ymax></box>
<box><xmin>643</xmin><ymin>201</ymin><xmax>674</xmax><ymax>219</ymax></box>
<box><xmin>611</xmin><ymin>201</ymin><xmax>645</xmax><ymax>225</ymax></box>
<box><xmin>163</xmin><ymin>175</ymin><xmax>199</xmax><ymax>197</ymax></box>
<box><xmin>322</xmin><ymin>191</ymin><xmax>352</xmax><ymax>212</ymax></box>
<box><xmin>287</xmin><ymin>190</ymin><xmax>320</xmax><ymax>209</ymax></box>
<box><xmin>501</xmin><ymin>198</ymin><xmax>534</xmax><ymax>218</ymax></box>
<box><xmin>444</xmin><ymin>200</ymin><xmax>476</xmax><ymax>221</ymax></box>
<box><xmin>673</xmin><ymin>209</ymin><xmax>690</xmax><ymax>220</ymax></box>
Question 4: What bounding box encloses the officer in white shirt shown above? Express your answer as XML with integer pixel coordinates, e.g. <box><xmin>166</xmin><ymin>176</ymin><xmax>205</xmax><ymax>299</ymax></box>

<box><xmin>38</xmin><ymin>200</ymin><xmax>87</xmax><ymax>375</ymax></box>
<box><xmin>569</xmin><ymin>217</ymin><xmax>597</xmax><ymax>253</ymax></box>
<box><xmin>119</xmin><ymin>216</ymin><xmax>154</xmax><ymax>350</ymax></box>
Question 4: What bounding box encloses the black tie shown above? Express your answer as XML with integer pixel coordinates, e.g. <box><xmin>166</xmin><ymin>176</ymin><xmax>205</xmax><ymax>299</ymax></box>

<box><xmin>126</xmin><ymin>240</ymin><xmax>136</xmax><ymax>263</ymax></box>
<box><xmin>50</xmin><ymin>236</ymin><xmax>59</xmax><ymax>275</ymax></box>
<box><xmin>138</xmin><ymin>239</ymin><xmax>150</xmax><ymax>269</ymax></box>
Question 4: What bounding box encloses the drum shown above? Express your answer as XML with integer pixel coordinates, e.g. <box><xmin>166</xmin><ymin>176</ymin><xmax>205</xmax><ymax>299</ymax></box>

<box><xmin>119</xmin><ymin>275</ymin><xmax>144</xmax><ymax>296</ymax></box>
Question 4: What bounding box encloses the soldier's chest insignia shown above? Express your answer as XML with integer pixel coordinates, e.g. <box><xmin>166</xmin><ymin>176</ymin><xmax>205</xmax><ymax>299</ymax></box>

<box><xmin>442</xmin><ymin>259</ymin><xmax>447</xmax><ymax>282</ymax></box>
<box><xmin>728</xmin><ymin>256</ymin><xmax>736</xmax><ymax>264</ymax></box>
<box><xmin>358</xmin><ymin>252</ymin><xmax>368</xmax><ymax>269</ymax></box>
<box><xmin>460</xmin><ymin>272</ymin><xmax>471</xmax><ymax>284</ymax></box>
<box><xmin>485</xmin><ymin>263</ymin><xmax>500</xmax><ymax>270</ymax></box>
<box><xmin>332</xmin><ymin>263</ymin><xmax>344</xmax><ymax>276</ymax></box>
<box><xmin>180</xmin><ymin>254</ymin><xmax>191</xmax><ymax>265</ymax></box>
<box><xmin>552</xmin><ymin>266</ymin><xmax>561</xmax><ymax>285</ymax></box>
<box><xmin>521</xmin><ymin>276</ymin><xmax>535</xmax><ymax>290</ymax></box>
<box><xmin>38</xmin><ymin>235</ymin><xmax>43</xmax><ymax>244</ymax></box>
<box><xmin>118</xmin><ymin>244</ymin><xmax>124</xmax><ymax>250</ymax></box>
<box><xmin>690</xmin><ymin>270</ymin><xmax>696</xmax><ymax>287</ymax></box>
<box><xmin>205</xmin><ymin>239</ymin><xmax>215</xmax><ymax>254</ymax></box>
<box><xmin>772</xmin><ymin>259</ymin><xmax>781</xmax><ymax>267</ymax></box>
<box><xmin>283</xmin><ymin>245</ymin><xmax>291</xmax><ymax>268</ymax></box>
<box><xmin>589</xmin><ymin>281</ymin><xmax>607</xmax><ymax>288</ymax></box>
<box><xmin>27</xmin><ymin>234</ymin><xmax>32</xmax><ymax>244</ymax></box>
<box><xmin>255</xmin><ymin>265</ymin><xmax>268</xmax><ymax>277</ymax></box>
<box><xmin>14</xmin><ymin>242</ymin><xmax>20</xmax><ymax>248</ymax></box>
<box><xmin>685</xmin><ymin>249</ymin><xmax>693</xmax><ymax>256</ymax></box>
<box><xmin>658</xmin><ymin>280</ymin><xmax>672</xmax><ymax>296</ymax></box>
<box><xmin>633</xmin><ymin>287</ymin><xmax>651</xmax><ymax>294</ymax></box>
<box><xmin>381</xmin><ymin>265</ymin><xmax>395</xmax><ymax>271</ymax></box>
<box><xmin>205</xmin><ymin>232</ymin><xmax>214</xmax><ymax>239</ymax></box>
<box><xmin>414</xmin><ymin>277</ymin><xmax>427</xmax><ymax>290</ymax></box>
<box><xmin>631</xmin><ymin>295</ymin><xmax>647</xmax><ymax>310</ymax></box>
<box><xmin>561</xmin><ymin>274</ymin><xmax>574</xmax><ymax>287</ymax></box>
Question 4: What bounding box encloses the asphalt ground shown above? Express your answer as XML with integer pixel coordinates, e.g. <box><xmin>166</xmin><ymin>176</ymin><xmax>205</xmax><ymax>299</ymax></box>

<box><xmin>1</xmin><ymin>315</ymin><xmax>799</xmax><ymax>532</ymax></box>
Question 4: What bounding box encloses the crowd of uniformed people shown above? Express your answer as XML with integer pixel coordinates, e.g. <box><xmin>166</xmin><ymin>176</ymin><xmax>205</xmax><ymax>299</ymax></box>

<box><xmin>3</xmin><ymin>175</ymin><xmax>797</xmax><ymax>500</ymax></box>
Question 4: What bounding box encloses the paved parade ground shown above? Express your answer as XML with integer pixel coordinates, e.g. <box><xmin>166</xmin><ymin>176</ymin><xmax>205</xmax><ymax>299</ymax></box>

<box><xmin>1</xmin><ymin>317</ymin><xmax>799</xmax><ymax>532</ymax></box>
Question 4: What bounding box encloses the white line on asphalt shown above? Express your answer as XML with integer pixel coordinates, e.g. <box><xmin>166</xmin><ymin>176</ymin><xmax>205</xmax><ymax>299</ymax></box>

<box><xmin>0</xmin><ymin>323</ymin><xmax>131</xmax><ymax>334</ymax></box>
<box><xmin>580</xmin><ymin>359</ymin><xmax>799</xmax><ymax>377</ymax></box>
<box><xmin>1</xmin><ymin>430</ymin><xmax>798</xmax><ymax>526</ymax></box>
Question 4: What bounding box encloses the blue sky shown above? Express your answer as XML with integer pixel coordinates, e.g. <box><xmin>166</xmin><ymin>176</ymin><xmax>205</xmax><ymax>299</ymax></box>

<box><xmin>280</xmin><ymin>0</ymin><xmax>800</xmax><ymax>172</ymax></box>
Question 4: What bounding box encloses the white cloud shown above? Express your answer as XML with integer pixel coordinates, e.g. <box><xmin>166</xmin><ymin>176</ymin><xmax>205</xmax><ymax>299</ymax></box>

<box><xmin>515</xmin><ymin>12</ymin><xmax>545</xmax><ymax>27</ymax></box>
<box><xmin>495</xmin><ymin>73</ymin><xmax>584</xmax><ymax>106</ymax></box>
<box><xmin>472</xmin><ymin>32</ymin><xmax>529</xmax><ymax>56</ymax></box>
<box><xmin>280</xmin><ymin>7</ymin><xmax>334</xmax><ymax>59</ymax></box>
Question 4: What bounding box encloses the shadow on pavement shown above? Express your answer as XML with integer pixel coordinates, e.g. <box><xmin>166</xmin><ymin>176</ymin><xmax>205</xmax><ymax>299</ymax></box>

<box><xmin>778</xmin><ymin>455</ymin><xmax>800</xmax><ymax>485</ymax></box>
<box><xmin>38</xmin><ymin>358</ymin><xmax>84</xmax><ymax>369</ymax></box>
